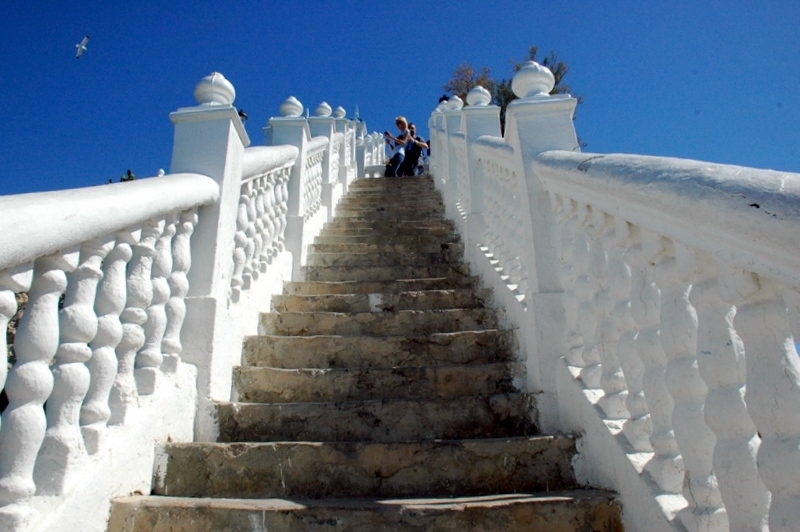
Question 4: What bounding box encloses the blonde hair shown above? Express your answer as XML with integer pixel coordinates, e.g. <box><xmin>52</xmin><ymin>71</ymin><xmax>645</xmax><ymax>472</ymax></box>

<box><xmin>395</xmin><ymin>116</ymin><xmax>408</xmax><ymax>128</ymax></box>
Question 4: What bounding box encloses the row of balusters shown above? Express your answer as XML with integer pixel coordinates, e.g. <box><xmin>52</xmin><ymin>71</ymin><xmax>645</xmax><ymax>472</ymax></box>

<box><xmin>230</xmin><ymin>166</ymin><xmax>291</xmax><ymax>303</ymax></box>
<box><xmin>551</xmin><ymin>191</ymin><xmax>800</xmax><ymax>531</ymax></box>
<box><xmin>0</xmin><ymin>208</ymin><xmax>198</xmax><ymax>506</ymax></box>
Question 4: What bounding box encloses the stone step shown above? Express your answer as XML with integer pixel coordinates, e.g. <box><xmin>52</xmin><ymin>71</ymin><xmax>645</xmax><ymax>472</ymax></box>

<box><xmin>243</xmin><ymin>329</ymin><xmax>517</xmax><ymax>369</ymax></box>
<box><xmin>305</xmin><ymin>249</ymin><xmax>462</xmax><ymax>268</ymax></box>
<box><xmin>154</xmin><ymin>436</ymin><xmax>578</xmax><ymax>499</ymax></box>
<box><xmin>282</xmin><ymin>276</ymin><xmax>479</xmax><ymax>295</ymax></box>
<box><xmin>347</xmin><ymin>176</ymin><xmax>436</xmax><ymax>189</ymax></box>
<box><xmin>233</xmin><ymin>361</ymin><xmax>524</xmax><ymax>403</ymax></box>
<box><xmin>312</xmin><ymin>233</ymin><xmax>461</xmax><ymax>247</ymax></box>
<box><xmin>309</xmin><ymin>240</ymin><xmax>464</xmax><ymax>255</ymax></box>
<box><xmin>216</xmin><ymin>392</ymin><xmax>536</xmax><ymax>443</ymax></box>
<box><xmin>271</xmin><ymin>287</ymin><xmax>493</xmax><ymax>313</ymax></box>
<box><xmin>335</xmin><ymin>197</ymin><xmax>444</xmax><ymax>208</ymax></box>
<box><xmin>109</xmin><ymin>491</ymin><xmax>622</xmax><ymax>532</ymax></box>
<box><xmin>323</xmin><ymin>219</ymin><xmax>455</xmax><ymax>231</ymax></box>
<box><xmin>259</xmin><ymin>307</ymin><xmax>499</xmax><ymax>337</ymax></box>
<box><xmin>303</xmin><ymin>262</ymin><xmax>471</xmax><ymax>282</ymax></box>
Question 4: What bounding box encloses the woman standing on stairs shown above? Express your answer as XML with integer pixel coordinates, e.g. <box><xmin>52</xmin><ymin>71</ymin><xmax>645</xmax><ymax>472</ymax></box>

<box><xmin>383</xmin><ymin>116</ymin><xmax>411</xmax><ymax>177</ymax></box>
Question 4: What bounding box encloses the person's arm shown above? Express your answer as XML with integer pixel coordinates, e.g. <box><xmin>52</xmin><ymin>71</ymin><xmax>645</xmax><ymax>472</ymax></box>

<box><xmin>385</xmin><ymin>130</ymin><xmax>411</xmax><ymax>145</ymax></box>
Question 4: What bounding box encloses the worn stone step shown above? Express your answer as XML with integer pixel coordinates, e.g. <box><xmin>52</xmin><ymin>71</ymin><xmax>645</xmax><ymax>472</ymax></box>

<box><xmin>306</xmin><ymin>249</ymin><xmax>462</xmax><ymax>268</ymax></box>
<box><xmin>109</xmin><ymin>490</ymin><xmax>622</xmax><ymax>532</ymax></box>
<box><xmin>154</xmin><ymin>436</ymin><xmax>578</xmax><ymax>499</ymax></box>
<box><xmin>323</xmin><ymin>219</ymin><xmax>455</xmax><ymax>231</ymax></box>
<box><xmin>216</xmin><ymin>393</ymin><xmax>536</xmax><ymax>443</ymax></box>
<box><xmin>335</xmin><ymin>198</ymin><xmax>443</xmax><ymax>209</ymax></box>
<box><xmin>243</xmin><ymin>329</ymin><xmax>517</xmax><ymax>369</ymax></box>
<box><xmin>233</xmin><ymin>361</ymin><xmax>524</xmax><ymax>403</ymax></box>
<box><xmin>271</xmin><ymin>287</ymin><xmax>493</xmax><ymax>313</ymax></box>
<box><xmin>259</xmin><ymin>307</ymin><xmax>499</xmax><ymax>337</ymax></box>
<box><xmin>309</xmin><ymin>240</ymin><xmax>464</xmax><ymax>255</ymax></box>
<box><xmin>312</xmin><ymin>233</ymin><xmax>461</xmax><ymax>247</ymax></box>
<box><xmin>282</xmin><ymin>276</ymin><xmax>479</xmax><ymax>295</ymax></box>
<box><xmin>304</xmin><ymin>262</ymin><xmax>471</xmax><ymax>282</ymax></box>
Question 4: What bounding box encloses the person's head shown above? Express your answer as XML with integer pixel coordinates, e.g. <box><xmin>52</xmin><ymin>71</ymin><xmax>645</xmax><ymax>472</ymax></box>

<box><xmin>395</xmin><ymin>116</ymin><xmax>408</xmax><ymax>130</ymax></box>
<box><xmin>409</xmin><ymin>123</ymin><xmax>416</xmax><ymax>135</ymax></box>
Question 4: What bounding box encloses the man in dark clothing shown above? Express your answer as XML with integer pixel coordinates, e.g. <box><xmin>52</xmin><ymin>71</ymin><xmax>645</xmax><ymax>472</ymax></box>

<box><xmin>398</xmin><ymin>123</ymin><xmax>429</xmax><ymax>176</ymax></box>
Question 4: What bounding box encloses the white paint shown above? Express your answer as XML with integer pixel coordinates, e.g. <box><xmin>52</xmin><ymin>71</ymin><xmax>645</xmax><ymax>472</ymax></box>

<box><xmin>429</xmin><ymin>60</ymin><xmax>800</xmax><ymax>532</ymax></box>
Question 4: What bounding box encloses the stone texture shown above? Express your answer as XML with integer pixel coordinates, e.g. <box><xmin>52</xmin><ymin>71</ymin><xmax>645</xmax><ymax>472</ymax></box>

<box><xmin>109</xmin><ymin>492</ymin><xmax>622</xmax><ymax>532</ymax></box>
<box><xmin>107</xmin><ymin>175</ymin><xmax>622</xmax><ymax>531</ymax></box>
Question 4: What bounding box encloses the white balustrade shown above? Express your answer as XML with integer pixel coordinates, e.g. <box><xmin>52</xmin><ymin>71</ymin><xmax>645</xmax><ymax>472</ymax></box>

<box><xmin>430</xmin><ymin>59</ymin><xmax>800</xmax><ymax>531</ymax></box>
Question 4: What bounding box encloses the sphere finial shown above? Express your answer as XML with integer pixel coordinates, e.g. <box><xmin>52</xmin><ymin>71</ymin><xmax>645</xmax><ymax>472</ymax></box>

<box><xmin>279</xmin><ymin>96</ymin><xmax>303</xmax><ymax>117</ymax></box>
<box><xmin>466</xmin><ymin>85</ymin><xmax>492</xmax><ymax>106</ymax></box>
<box><xmin>333</xmin><ymin>106</ymin><xmax>346</xmax><ymax>119</ymax></box>
<box><xmin>194</xmin><ymin>72</ymin><xmax>235</xmax><ymax>106</ymax></box>
<box><xmin>511</xmin><ymin>61</ymin><xmax>555</xmax><ymax>98</ymax></box>
<box><xmin>315</xmin><ymin>102</ymin><xmax>332</xmax><ymax>117</ymax></box>
<box><xmin>447</xmin><ymin>95</ymin><xmax>464</xmax><ymax>111</ymax></box>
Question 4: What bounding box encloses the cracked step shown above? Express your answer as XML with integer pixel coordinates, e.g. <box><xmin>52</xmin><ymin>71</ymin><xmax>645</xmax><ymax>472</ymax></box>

<box><xmin>270</xmin><ymin>287</ymin><xmax>493</xmax><ymax>313</ymax></box>
<box><xmin>233</xmin><ymin>361</ymin><xmax>524</xmax><ymax>403</ymax></box>
<box><xmin>154</xmin><ymin>436</ymin><xmax>579</xmax><ymax>499</ymax></box>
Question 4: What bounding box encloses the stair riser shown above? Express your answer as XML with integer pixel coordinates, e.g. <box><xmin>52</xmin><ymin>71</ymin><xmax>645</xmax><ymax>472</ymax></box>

<box><xmin>243</xmin><ymin>329</ymin><xmax>517</xmax><ymax>368</ymax></box>
<box><xmin>259</xmin><ymin>308</ymin><xmax>499</xmax><ymax>336</ymax></box>
<box><xmin>234</xmin><ymin>362</ymin><xmax>524</xmax><ymax>403</ymax></box>
<box><xmin>281</xmin><ymin>276</ymin><xmax>479</xmax><ymax>295</ymax></box>
<box><xmin>304</xmin><ymin>263</ymin><xmax>471</xmax><ymax>282</ymax></box>
<box><xmin>305</xmin><ymin>251</ymin><xmax>462</xmax><ymax>268</ymax></box>
<box><xmin>109</xmin><ymin>493</ymin><xmax>622</xmax><ymax>532</ymax></box>
<box><xmin>271</xmin><ymin>288</ymin><xmax>493</xmax><ymax>313</ymax></box>
<box><xmin>217</xmin><ymin>393</ymin><xmax>536</xmax><ymax>443</ymax></box>
<box><xmin>310</xmin><ymin>241</ymin><xmax>464</xmax><ymax>255</ymax></box>
<box><xmin>157</xmin><ymin>437</ymin><xmax>578</xmax><ymax>499</ymax></box>
<box><xmin>313</xmin><ymin>235</ymin><xmax>460</xmax><ymax>247</ymax></box>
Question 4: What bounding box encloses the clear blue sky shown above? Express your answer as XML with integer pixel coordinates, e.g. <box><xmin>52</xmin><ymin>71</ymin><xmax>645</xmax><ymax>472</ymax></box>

<box><xmin>1</xmin><ymin>0</ymin><xmax>798</xmax><ymax>196</ymax></box>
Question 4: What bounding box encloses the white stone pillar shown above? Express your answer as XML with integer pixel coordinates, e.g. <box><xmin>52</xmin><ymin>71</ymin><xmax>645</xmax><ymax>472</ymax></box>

<box><xmin>267</xmin><ymin>97</ymin><xmax>313</xmax><ymax>281</ymax></box>
<box><xmin>460</xmin><ymin>86</ymin><xmax>500</xmax><ymax>268</ymax></box>
<box><xmin>168</xmin><ymin>72</ymin><xmax>249</xmax><ymax>440</ymax></box>
<box><xmin>502</xmin><ymin>62</ymin><xmax>580</xmax><ymax>430</ymax></box>
<box><xmin>308</xmin><ymin>102</ymin><xmax>340</xmax><ymax>223</ymax></box>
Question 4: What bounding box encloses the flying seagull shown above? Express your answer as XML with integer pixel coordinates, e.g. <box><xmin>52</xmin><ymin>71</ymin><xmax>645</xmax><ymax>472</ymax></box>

<box><xmin>75</xmin><ymin>35</ymin><xmax>89</xmax><ymax>58</ymax></box>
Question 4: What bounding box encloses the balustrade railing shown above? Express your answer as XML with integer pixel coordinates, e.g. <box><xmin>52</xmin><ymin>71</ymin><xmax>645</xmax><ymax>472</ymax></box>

<box><xmin>431</xmin><ymin>60</ymin><xmax>800</xmax><ymax>532</ymax></box>
<box><xmin>0</xmin><ymin>73</ymin><xmax>374</xmax><ymax>531</ymax></box>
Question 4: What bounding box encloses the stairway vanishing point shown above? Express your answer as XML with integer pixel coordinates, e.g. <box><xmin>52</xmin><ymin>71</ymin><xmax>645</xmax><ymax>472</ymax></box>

<box><xmin>107</xmin><ymin>175</ymin><xmax>623</xmax><ymax>531</ymax></box>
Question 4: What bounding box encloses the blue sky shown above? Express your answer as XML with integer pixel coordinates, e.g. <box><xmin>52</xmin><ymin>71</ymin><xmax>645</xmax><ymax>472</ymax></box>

<box><xmin>1</xmin><ymin>0</ymin><xmax>798</xmax><ymax>195</ymax></box>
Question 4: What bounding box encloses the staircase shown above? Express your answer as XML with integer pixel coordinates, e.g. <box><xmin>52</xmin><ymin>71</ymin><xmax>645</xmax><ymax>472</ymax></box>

<box><xmin>107</xmin><ymin>176</ymin><xmax>622</xmax><ymax>531</ymax></box>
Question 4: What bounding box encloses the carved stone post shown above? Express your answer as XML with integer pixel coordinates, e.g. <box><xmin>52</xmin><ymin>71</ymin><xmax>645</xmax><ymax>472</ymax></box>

<box><xmin>309</xmin><ymin>102</ymin><xmax>340</xmax><ymax>222</ymax></box>
<box><xmin>169</xmin><ymin>72</ymin><xmax>249</xmax><ymax>440</ymax></box>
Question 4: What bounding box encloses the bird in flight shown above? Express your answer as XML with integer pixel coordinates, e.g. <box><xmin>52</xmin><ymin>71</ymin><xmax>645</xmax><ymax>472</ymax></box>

<box><xmin>75</xmin><ymin>35</ymin><xmax>89</xmax><ymax>58</ymax></box>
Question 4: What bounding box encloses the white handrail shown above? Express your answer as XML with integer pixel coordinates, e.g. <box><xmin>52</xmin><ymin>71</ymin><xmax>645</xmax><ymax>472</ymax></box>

<box><xmin>0</xmin><ymin>173</ymin><xmax>219</xmax><ymax>271</ymax></box>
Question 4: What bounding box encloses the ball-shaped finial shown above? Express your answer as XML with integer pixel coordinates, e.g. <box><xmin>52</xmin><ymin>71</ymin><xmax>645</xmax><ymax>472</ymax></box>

<box><xmin>511</xmin><ymin>61</ymin><xmax>555</xmax><ymax>98</ymax></box>
<box><xmin>315</xmin><ymin>102</ymin><xmax>332</xmax><ymax>117</ymax></box>
<box><xmin>194</xmin><ymin>72</ymin><xmax>236</xmax><ymax>106</ymax></box>
<box><xmin>279</xmin><ymin>96</ymin><xmax>303</xmax><ymax>117</ymax></box>
<box><xmin>466</xmin><ymin>85</ymin><xmax>492</xmax><ymax>106</ymax></box>
<box><xmin>333</xmin><ymin>106</ymin><xmax>346</xmax><ymax>119</ymax></box>
<box><xmin>447</xmin><ymin>96</ymin><xmax>464</xmax><ymax>111</ymax></box>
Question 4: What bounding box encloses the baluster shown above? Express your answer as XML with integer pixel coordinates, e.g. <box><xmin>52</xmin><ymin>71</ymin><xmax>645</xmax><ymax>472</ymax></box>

<box><xmin>244</xmin><ymin>183</ymin><xmax>259</xmax><ymax>284</ymax></box>
<box><xmin>230</xmin><ymin>194</ymin><xmax>249</xmax><ymax>303</ymax></box>
<box><xmin>253</xmin><ymin>177</ymin><xmax>269</xmax><ymax>271</ymax></box>
<box><xmin>596</xmin><ymin>213</ymin><xmax>630</xmax><ymax>420</ymax></box>
<box><xmin>618</xmin><ymin>225</ymin><xmax>653</xmax><ymax>452</ymax></box>
<box><xmin>81</xmin><ymin>230</ymin><xmax>135</xmax><ymax>452</ymax></box>
<box><xmin>109</xmin><ymin>221</ymin><xmax>159</xmax><ymax>424</ymax></box>
<box><xmin>0</xmin><ymin>266</ymin><xmax>33</xmax><ymax>436</ymax></box>
<box><xmin>655</xmin><ymin>241</ymin><xmax>726</xmax><ymax>530</ymax></box>
<box><xmin>693</xmin><ymin>256</ymin><xmax>769</xmax><ymax>531</ymax></box>
<box><xmin>0</xmin><ymin>250</ymin><xmax>77</xmax><ymax>506</ymax></box>
<box><xmin>136</xmin><ymin>215</ymin><xmax>177</xmax><ymax>394</ymax></box>
<box><xmin>554</xmin><ymin>196</ymin><xmax>585</xmax><ymax>369</ymax></box>
<box><xmin>261</xmin><ymin>172</ymin><xmax>277</xmax><ymax>264</ymax></box>
<box><xmin>636</xmin><ymin>231</ymin><xmax>683</xmax><ymax>493</ymax></box>
<box><xmin>575</xmin><ymin>205</ymin><xmax>600</xmax><ymax>387</ymax></box>
<box><xmin>34</xmin><ymin>238</ymin><xmax>112</xmax><ymax>494</ymax></box>
<box><xmin>161</xmin><ymin>210</ymin><xmax>197</xmax><ymax>371</ymax></box>
<box><xmin>275</xmin><ymin>169</ymin><xmax>289</xmax><ymax>251</ymax></box>
<box><xmin>729</xmin><ymin>271</ymin><xmax>800</xmax><ymax>531</ymax></box>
